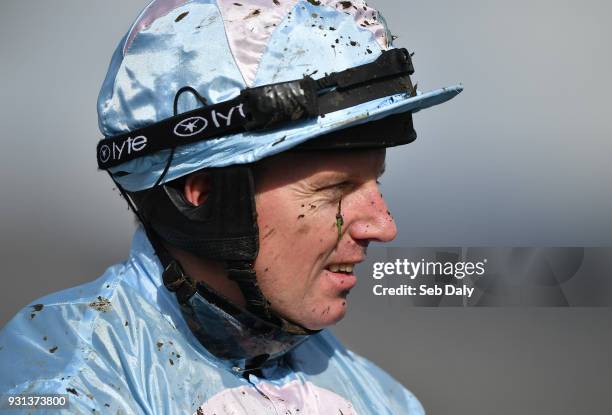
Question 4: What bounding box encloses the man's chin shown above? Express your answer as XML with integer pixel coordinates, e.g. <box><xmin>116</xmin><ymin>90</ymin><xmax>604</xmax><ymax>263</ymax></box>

<box><xmin>300</xmin><ymin>300</ymin><xmax>349</xmax><ymax>331</ymax></box>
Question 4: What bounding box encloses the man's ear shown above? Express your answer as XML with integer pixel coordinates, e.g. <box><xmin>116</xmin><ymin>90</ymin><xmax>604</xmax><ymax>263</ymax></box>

<box><xmin>184</xmin><ymin>172</ymin><xmax>212</xmax><ymax>207</ymax></box>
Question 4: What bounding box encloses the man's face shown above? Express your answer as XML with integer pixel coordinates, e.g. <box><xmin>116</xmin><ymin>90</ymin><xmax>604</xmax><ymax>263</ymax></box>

<box><xmin>253</xmin><ymin>148</ymin><xmax>397</xmax><ymax>330</ymax></box>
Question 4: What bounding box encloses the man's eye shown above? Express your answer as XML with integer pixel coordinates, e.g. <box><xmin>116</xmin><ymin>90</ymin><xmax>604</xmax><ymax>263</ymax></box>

<box><xmin>317</xmin><ymin>181</ymin><xmax>351</xmax><ymax>192</ymax></box>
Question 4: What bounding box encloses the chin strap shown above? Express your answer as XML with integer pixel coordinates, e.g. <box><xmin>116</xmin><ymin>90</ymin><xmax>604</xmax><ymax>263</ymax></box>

<box><xmin>162</xmin><ymin>256</ymin><xmax>316</xmax><ymax>337</ymax></box>
<box><xmin>162</xmin><ymin>259</ymin><xmax>197</xmax><ymax>304</ymax></box>
<box><xmin>224</xmin><ymin>262</ymin><xmax>321</xmax><ymax>335</ymax></box>
<box><xmin>226</xmin><ymin>260</ymin><xmax>272</xmax><ymax>321</ymax></box>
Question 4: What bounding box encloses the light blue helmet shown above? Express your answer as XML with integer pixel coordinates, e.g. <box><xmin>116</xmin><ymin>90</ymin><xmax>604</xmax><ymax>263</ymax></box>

<box><xmin>97</xmin><ymin>0</ymin><xmax>462</xmax><ymax>192</ymax></box>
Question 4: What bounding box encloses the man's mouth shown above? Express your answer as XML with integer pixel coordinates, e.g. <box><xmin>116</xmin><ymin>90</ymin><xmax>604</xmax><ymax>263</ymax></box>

<box><xmin>326</xmin><ymin>263</ymin><xmax>355</xmax><ymax>274</ymax></box>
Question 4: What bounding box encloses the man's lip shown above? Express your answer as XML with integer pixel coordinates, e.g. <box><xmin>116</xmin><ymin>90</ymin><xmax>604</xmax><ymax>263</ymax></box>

<box><xmin>324</xmin><ymin>269</ymin><xmax>357</xmax><ymax>290</ymax></box>
<box><xmin>324</xmin><ymin>258</ymin><xmax>365</xmax><ymax>268</ymax></box>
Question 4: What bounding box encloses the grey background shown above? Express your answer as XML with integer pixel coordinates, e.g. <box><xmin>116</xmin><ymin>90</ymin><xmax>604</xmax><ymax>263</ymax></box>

<box><xmin>0</xmin><ymin>1</ymin><xmax>610</xmax><ymax>414</ymax></box>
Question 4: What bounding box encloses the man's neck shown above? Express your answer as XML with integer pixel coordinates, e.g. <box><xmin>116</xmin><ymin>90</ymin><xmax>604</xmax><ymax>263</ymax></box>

<box><xmin>164</xmin><ymin>245</ymin><xmax>247</xmax><ymax>307</ymax></box>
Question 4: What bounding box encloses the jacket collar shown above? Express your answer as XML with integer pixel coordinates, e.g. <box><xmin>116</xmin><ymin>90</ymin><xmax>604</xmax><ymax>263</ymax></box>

<box><xmin>126</xmin><ymin>227</ymin><xmax>311</xmax><ymax>373</ymax></box>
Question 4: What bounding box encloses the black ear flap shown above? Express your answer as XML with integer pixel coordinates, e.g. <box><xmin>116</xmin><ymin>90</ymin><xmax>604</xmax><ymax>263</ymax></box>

<box><xmin>129</xmin><ymin>165</ymin><xmax>259</xmax><ymax>262</ymax></box>
<box><xmin>130</xmin><ymin>166</ymin><xmax>281</xmax><ymax>323</ymax></box>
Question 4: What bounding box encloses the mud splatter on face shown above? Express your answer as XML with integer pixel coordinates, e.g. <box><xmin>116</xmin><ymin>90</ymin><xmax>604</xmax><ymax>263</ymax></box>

<box><xmin>335</xmin><ymin>197</ymin><xmax>344</xmax><ymax>243</ymax></box>
<box><xmin>263</xmin><ymin>227</ymin><xmax>276</xmax><ymax>240</ymax></box>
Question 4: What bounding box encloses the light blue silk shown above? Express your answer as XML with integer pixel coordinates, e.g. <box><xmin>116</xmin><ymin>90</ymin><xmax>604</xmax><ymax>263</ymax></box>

<box><xmin>97</xmin><ymin>0</ymin><xmax>462</xmax><ymax>192</ymax></box>
<box><xmin>0</xmin><ymin>228</ymin><xmax>424</xmax><ymax>414</ymax></box>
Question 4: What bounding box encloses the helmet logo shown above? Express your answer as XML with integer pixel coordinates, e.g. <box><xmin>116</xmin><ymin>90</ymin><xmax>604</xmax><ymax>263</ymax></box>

<box><xmin>99</xmin><ymin>145</ymin><xmax>111</xmax><ymax>164</ymax></box>
<box><xmin>174</xmin><ymin>116</ymin><xmax>209</xmax><ymax>137</ymax></box>
<box><xmin>98</xmin><ymin>135</ymin><xmax>148</xmax><ymax>165</ymax></box>
<box><xmin>173</xmin><ymin>104</ymin><xmax>246</xmax><ymax>138</ymax></box>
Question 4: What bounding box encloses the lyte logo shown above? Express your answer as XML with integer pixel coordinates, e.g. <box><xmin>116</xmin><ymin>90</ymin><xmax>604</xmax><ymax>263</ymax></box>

<box><xmin>174</xmin><ymin>117</ymin><xmax>208</xmax><ymax>137</ymax></box>
<box><xmin>98</xmin><ymin>135</ymin><xmax>148</xmax><ymax>163</ymax></box>
<box><xmin>173</xmin><ymin>104</ymin><xmax>246</xmax><ymax>138</ymax></box>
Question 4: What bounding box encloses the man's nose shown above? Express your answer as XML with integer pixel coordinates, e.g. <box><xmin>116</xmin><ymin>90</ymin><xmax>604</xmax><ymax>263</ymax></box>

<box><xmin>347</xmin><ymin>183</ymin><xmax>398</xmax><ymax>243</ymax></box>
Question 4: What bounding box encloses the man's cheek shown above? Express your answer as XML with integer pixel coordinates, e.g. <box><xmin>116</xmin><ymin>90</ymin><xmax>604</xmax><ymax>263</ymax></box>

<box><xmin>296</xmin><ymin>221</ymin><xmax>311</xmax><ymax>236</ymax></box>
<box><xmin>260</xmin><ymin>225</ymin><xmax>277</xmax><ymax>242</ymax></box>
